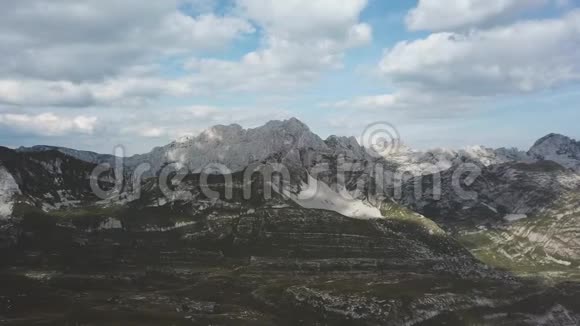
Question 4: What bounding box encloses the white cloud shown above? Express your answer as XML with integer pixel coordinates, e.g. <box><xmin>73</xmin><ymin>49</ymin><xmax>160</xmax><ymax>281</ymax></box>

<box><xmin>0</xmin><ymin>0</ymin><xmax>371</xmax><ymax>107</ymax></box>
<box><xmin>0</xmin><ymin>113</ymin><xmax>97</xmax><ymax>136</ymax></box>
<box><xmin>181</xmin><ymin>0</ymin><xmax>372</xmax><ymax>93</ymax></box>
<box><xmin>322</xmin><ymin>90</ymin><xmax>483</xmax><ymax>118</ymax></box>
<box><xmin>91</xmin><ymin>77</ymin><xmax>193</xmax><ymax>106</ymax></box>
<box><xmin>0</xmin><ymin>80</ymin><xmax>95</xmax><ymax>107</ymax></box>
<box><xmin>156</xmin><ymin>13</ymin><xmax>255</xmax><ymax>52</ymax></box>
<box><xmin>236</xmin><ymin>0</ymin><xmax>368</xmax><ymax>40</ymax></box>
<box><xmin>185</xmin><ymin>35</ymin><xmax>367</xmax><ymax>92</ymax></box>
<box><xmin>112</xmin><ymin>104</ymin><xmax>293</xmax><ymax>140</ymax></box>
<box><xmin>138</xmin><ymin>127</ymin><xmax>165</xmax><ymax>138</ymax></box>
<box><xmin>381</xmin><ymin>10</ymin><xmax>580</xmax><ymax>96</ymax></box>
<box><xmin>174</xmin><ymin>105</ymin><xmax>294</xmax><ymax>128</ymax></box>
<box><xmin>0</xmin><ymin>1</ymin><xmax>254</xmax><ymax>82</ymax></box>
<box><xmin>0</xmin><ymin>1</ymin><xmax>259</xmax><ymax>108</ymax></box>
<box><xmin>406</xmin><ymin>0</ymin><xmax>551</xmax><ymax>31</ymax></box>
<box><xmin>0</xmin><ymin>77</ymin><xmax>192</xmax><ymax>107</ymax></box>
<box><xmin>182</xmin><ymin>105</ymin><xmax>221</xmax><ymax>119</ymax></box>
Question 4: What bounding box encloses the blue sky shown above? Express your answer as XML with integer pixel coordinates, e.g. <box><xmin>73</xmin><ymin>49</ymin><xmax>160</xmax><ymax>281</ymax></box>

<box><xmin>0</xmin><ymin>0</ymin><xmax>579</xmax><ymax>155</ymax></box>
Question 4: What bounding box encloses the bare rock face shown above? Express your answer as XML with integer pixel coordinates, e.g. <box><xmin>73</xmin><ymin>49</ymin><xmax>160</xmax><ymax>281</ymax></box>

<box><xmin>401</xmin><ymin>160</ymin><xmax>580</xmax><ymax>225</ymax></box>
<box><xmin>529</xmin><ymin>133</ymin><xmax>580</xmax><ymax>173</ymax></box>
<box><xmin>324</xmin><ymin>135</ymin><xmax>368</xmax><ymax>160</ymax></box>
<box><xmin>0</xmin><ymin>164</ymin><xmax>20</xmax><ymax>219</ymax></box>
<box><xmin>123</xmin><ymin>118</ymin><xmax>329</xmax><ymax>174</ymax></box>
<box><xmin>399</xmin><ymin>158</ymin><xmax>580</xmax><ymax>272</ymax></box>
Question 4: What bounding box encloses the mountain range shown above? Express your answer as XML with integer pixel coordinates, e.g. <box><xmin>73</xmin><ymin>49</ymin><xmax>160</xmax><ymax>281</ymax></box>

<box><xmin>2</xmin><ymin>118</ymin><xmax>580</xmax><ymax>324</ymax></box>
<box><xmin>15</xmin><ymin>118</ymin><xmax>580</xmax><ymax>175</ymax></box>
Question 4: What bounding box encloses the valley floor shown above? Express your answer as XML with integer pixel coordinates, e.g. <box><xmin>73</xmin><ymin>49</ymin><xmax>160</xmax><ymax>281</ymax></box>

<box><xmin>1</xmin><ymin>216</ymin><xmax>579</xmax><ymax>325</ymax></box>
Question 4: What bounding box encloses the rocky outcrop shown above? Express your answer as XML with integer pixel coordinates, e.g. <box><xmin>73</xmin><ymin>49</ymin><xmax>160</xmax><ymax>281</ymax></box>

<box><xmin>0</xmin><ymin>146</ymin><xmax>114</xmax><ymax>215</ymax></box>
<box><xmin>123</xmin><ymin>118</ymin><xmax>329</xmax><ymax>174</ymax></box>
<box><xmin>400</xmin><ymin>160</ymin><xmax>580</xmax><ymax>227</ymax></box>
<box><xmin>17</xmin><ymin>145</ymin><xmax>118</xmax><ymax>165</ymax></box>
<box><xmin>0</xmin><ymin>164</ymin><xmax>20</xmax><ymax>219</ymax></box>
<box><xmin>399</xmin><ymin>159</ymin><xmax>580</xmax><ymax>271</ymax></box>
<box><xmin>529</xmin><ymin>133</ymin><xmax>580</xmax><ymax>173</ymax></box>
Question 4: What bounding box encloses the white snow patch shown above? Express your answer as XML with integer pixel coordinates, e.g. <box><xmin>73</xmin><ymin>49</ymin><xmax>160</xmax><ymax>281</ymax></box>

<box><xmin>24</xmin><ymin>271</ymin><xmax>58</xmax><ymax>281</ymax></box>
<box><xmin>271</xmin><ymin>204</ymin><xmax>290</xmax><ymax>209</ymax></box>
<box><xmin>283</xmin><ymin>175</ymin><xmax>382</xmax><ymax>219</ymax></box>
<box><xmin>41</xmin><ymin>203</ymin><xmax>55</xmax><ymax>212</ymax></box>
<box><xmin>54</xmin><ymin>199</ymin><xmax>82</xmax><ymax>209</ymax></box>
<box><xmin>481</xmin><ymin>202</ymin><xmax>498</xmax><ymax>213</ymax></box>
<box><xmin>98</xmin><ymin>217</ymin><xmax>123</xmax><ymax>230</ymax></box>
<box><xmin>144</xmin><ymin>221</ymin><xmax>196</xmax><ymax>232</ymax></box>
<box><xmin>504</xmin><ymin>214</ymin><xmax>527</xmax><ymax>222</ymax></box>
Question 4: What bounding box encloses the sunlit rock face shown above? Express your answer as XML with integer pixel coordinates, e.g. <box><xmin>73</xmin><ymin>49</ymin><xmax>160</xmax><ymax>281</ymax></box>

<box><xmin>122</xmin><ymin>118</ymin><xmax>329</xmax><ymax>174</ymax></box>
<box><xmin>0</xmin><ymin>165</ymin><xmax>20</xmax><ymax>219</ymax></box>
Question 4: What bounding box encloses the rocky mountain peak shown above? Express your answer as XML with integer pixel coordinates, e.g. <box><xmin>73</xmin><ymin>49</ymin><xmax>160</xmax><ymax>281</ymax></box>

<box><xmin>325</xmin><ymin>135</ymin><xmax>358</xmax><ymax>148</ymax></box>
<box><xmin>198</xmin><ymin>123</ymin><xmax>245</xmax><ymax>142</ymax></box>
<box><xmin>127</xmin><ymin>118</ymin><xmax>327</xmax><ymax>173</ymax></box>
<box><xmin>533</xmin><ymin>132</ymin><xmax>573</xmax><ymax>144</ymax></box>
<box><xmin>530</xmin><ymin>133</ymin><xmax>579</xmax><ymax>155</ymax></box>
<box><xmin>263</xmin><ymin>117</ymin><xmax>310</xmax><ymax>131</ymax></box>
<box><xmin>528</xmin><ymin>133</ymin><xmax>580</xmax><ymax>172</ymax></box>
<box><xmin>324</xmin><ymin>135</ymin><xmax>366</xmax><ymax>159</ymax></box>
